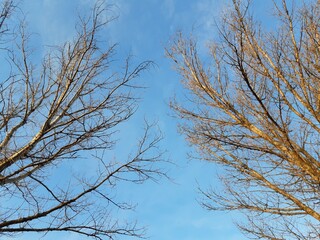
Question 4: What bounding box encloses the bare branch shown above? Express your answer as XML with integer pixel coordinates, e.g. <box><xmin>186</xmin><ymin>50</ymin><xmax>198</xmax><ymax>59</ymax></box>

<box><xmin>0</xmin><ymin>1</ymin><xmax>166</xmax><ymax>239</ymax></box>
<box><xmin>168</xmin><ymin>0</ymin><xmax>320</xmax><ymax>239</ymax></box>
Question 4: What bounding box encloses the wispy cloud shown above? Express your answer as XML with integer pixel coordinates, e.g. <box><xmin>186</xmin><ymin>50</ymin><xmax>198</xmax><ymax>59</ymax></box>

<box><xmin>162</xmin><ymin>0</ymin><xmax>175</xmax><ymax>20</ymax></box>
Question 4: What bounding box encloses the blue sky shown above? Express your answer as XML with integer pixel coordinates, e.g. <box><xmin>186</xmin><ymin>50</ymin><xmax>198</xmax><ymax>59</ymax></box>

<box><xmin>5</xmin><ymin>0</ymin><xmax>278</xmax><ymax>239</ymax></box>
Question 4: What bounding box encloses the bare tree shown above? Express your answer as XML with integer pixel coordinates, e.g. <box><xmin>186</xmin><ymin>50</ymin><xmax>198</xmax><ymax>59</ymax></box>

<box><xmin>167</xmin><ymin>0</ymin><xmax>320</xmax><ymax>239</ymax></box>
<box><xmin>0</xmin><ymin>1</ymin><xmax>165</xmax><ymax>239</ymax></box>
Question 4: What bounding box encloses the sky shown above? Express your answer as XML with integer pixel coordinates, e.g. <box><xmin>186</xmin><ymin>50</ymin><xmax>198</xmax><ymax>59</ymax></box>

<box><xmin>3</xmin><ymin>0</ymin><xmax>277</xmax><ymax>239</ymax></box>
